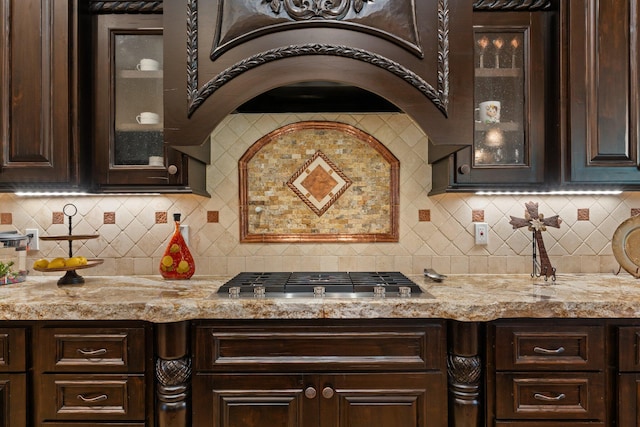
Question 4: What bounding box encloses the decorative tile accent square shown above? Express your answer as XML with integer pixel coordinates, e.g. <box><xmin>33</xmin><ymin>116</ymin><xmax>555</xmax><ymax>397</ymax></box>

<box><xmin>0</xmin><ymin>213</ymin><xmax>11</xmax><ymax>224</ymax></box>
<box><xmin>577</xmin><ymin>208</ymin><xmax>590</xmax><ymax>221</ymax></box>
<box><xmin>418</xmin><ymin>209</ymin><xmax>431</xmax><ymax>222</ymax></box>
<box><xmin>207</xmin><ymin>211</ymin><xmax>219</xmax><ymax>223</ymax></box>
<box><xmin>155</xmin><ymin>212</ymin><xmax>167</xmax><ymax>224</ymax></box>
<box><xmin>287</xmin><ymin>150</ymin><xmax>352</xmax><ymax>217</ymax></box>
<box><xmin>52</xmin><ymin>212</ymin><xmax>64</xmax><ymax>224</ymax></box>
<box><xmin>632</xmin><ymin>208</ymin><xmax>640</xmax><ymax>217</ymax></box>
<box><xmin>104</xmin><ymin>212</ymin><xmax>116</xmax><ymax>224</ymax></box>
<box><xmin>472</xmin><ymin>210</ymin><xmax>484</xmax><ymax>222</ymax></box>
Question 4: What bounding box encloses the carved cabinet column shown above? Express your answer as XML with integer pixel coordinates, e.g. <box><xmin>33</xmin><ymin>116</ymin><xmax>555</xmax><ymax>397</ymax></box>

<box><xmin>448</xmin><ymin>321</ymin><xmax>482</xmax><ymax>427</ymax></box>
<box><xmin>156</xmin><ymin>321</ymin><xmax>191</xmax><ymax>427</ymax></box>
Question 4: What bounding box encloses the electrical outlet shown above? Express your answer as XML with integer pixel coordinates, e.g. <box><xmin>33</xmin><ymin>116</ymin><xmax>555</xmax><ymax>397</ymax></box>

<box><xmin>474</xmin><ymin>223</ymin><xmax>488</xmax><ymax>245</ymax></box>
<box><xmin>179</xmin><ymin>225</ymin><xmax>190</xmax><ymax>246</ymax></box>
<box><xmin>25</xmin><ymin>228</ymin><xmax>39</xmax><ymax>251</ymax></box>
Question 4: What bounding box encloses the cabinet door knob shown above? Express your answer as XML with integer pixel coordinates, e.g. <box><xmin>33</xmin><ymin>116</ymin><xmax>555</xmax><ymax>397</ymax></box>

<box><xmin>458</xmin><ymin>164</ymin><xmax>471</xmax><ymax>175</ymax></box>
<box><xmin>304</xmin><ymin>386</ymin><xmax>317</xmax><ymax>399</ymax></box>
<box><xmin>167</xmin><ymin>165</ymin><xmax>178</xmax><ymax>175</ymax></box>
<box><xmin>322</xmin><ymin>386</ymin><xmax>335</xmax><ymax>399</ymax></box>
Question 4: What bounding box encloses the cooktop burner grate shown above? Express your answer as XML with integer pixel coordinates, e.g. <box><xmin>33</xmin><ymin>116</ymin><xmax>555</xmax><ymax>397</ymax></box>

<box><xmin>217</xmin><ymin>272</ymin><xmax>422</xmax><ymax>295</ymax></box>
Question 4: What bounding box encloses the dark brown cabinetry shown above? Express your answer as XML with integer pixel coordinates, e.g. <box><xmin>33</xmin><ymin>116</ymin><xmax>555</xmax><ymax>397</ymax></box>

<box><xmin>565</xmin><ymin>0</ymin><xmax>640</xmax><ymax>186</ymax></box>
<box><xmin>431</xmin><ymin>8</ymin><xmax>559</xmax><ymax>193</ymax></box>
<box><xmin>33</xmin><ymin>323</ymin><xmax>153</xmax><ymax>426</ymax></box>
<box><xmin>618</xmin><ymin>326</ymin><xmax>640</xmax><ymax>425</ymax></box>
<box><xmin>0</xmin><ymin>328</ymin><xmax>27</xmax><ymax>427</ymax></box>
<box><xmin>486</xmin><ymin>320</ymin><xmax>606</xmax><ymax>426</ymax></box>
<box><xmin>91</xmin><ymin>11</ymin><xmax>208</xmax><ymax>195</ymax></box>
<box><xmin>0</xmin><ymin>0</ymin><xmax>81</xmax><ymax>189</ymax></box>
<box><xmin>192</xmin><ymin>320</ymin><xmax>447</xmax><ymax>427</ymax></box>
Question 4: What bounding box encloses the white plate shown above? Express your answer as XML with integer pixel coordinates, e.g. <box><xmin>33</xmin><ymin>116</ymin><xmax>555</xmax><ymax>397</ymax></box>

<box><xmin>612</xmin><ymin>215</ymin><xmax>640</xmax><ymax>278</ymax></box>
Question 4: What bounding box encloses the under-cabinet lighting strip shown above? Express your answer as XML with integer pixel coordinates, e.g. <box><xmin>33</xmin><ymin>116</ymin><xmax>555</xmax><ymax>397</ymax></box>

<box><xmin>14</xmin><ymin>191</ymin><xmax>161</xmax><ymax>197</ymax></box>
<box><xmin>475</xmin><ymin>190</ymin><xmax>623</xmax><ymax>196</ymax></box>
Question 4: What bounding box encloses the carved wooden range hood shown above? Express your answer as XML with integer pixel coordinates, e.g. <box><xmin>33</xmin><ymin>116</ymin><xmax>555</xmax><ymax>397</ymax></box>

<box><xmin>163</xmin><ymin>0</ymin><xmax>475</xmax><ymax>161</ymax></box>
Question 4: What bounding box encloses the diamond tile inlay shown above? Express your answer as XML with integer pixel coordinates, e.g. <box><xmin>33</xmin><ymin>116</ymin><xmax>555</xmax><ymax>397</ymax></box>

<box><xmin>287</xmin><ymin>151</ymin><xmax>352</xmax><ymax>216</ymax></box>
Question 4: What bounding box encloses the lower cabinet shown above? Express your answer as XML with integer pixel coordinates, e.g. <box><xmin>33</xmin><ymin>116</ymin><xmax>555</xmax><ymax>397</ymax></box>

<box><xmin>33</xmin><ymin>322</ymin><xmax>153</xmax><ymax>426</ymax></box>
<box><xmin>192</xmin><ymin>320</ymin><xmax>447</xmax><ymax>427</ymax></box>
<box><xmin>194</xmin><ymin>372</ymin><xmax>444</xmax><ymax>427</ymax></box>
<box><xmin>0</xmin><ymin>328</ymin><xmax>27</xmax><ymax>427</ymax></box>
<box><xmin>486</xmin><ymin>319</ymin><xmax>607</xmax><ymax>426</ymax></box>
<box><xmin>618</xmin><ymin>326</ymin><xmax>640</xmax><ymax>425</ymax></box>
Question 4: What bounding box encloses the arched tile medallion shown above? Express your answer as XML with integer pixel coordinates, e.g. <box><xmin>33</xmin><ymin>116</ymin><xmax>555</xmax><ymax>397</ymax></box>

<box><xmin>239</xmin><ymin>121</ymin><xmax>399</xmax><ymax>242</ymax></box>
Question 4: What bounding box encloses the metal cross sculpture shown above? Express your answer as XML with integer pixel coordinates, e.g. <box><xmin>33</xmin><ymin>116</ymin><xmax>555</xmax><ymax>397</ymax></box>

<box><xmin>509</xmin><ymin>201</ymin><xmax>562</xmax><ymax>281</ymax></box>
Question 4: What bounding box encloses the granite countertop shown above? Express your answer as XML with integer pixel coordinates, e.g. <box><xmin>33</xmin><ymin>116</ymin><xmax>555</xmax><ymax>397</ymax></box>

<box><xmin>0</xmin><ymin>273</ymin><xmax>639</xmax><ymax>322</ymax></box>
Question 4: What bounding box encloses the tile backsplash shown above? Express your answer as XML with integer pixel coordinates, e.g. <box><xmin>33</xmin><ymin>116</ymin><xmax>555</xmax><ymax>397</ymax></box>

<box><xmin>0</xmin><ymin>113</ymin><xmax>637</xmax><ymax>277</ymax></box>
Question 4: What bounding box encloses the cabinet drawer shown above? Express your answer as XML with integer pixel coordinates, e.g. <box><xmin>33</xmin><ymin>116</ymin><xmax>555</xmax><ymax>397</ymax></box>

<box><xmin>494</xmin><ymin>325</ymin><xmax>604</xmax><ymax>370</ymax></box>
<box><xmin>39</xmin><ymin>374</ymin><xmax>145</xmax><ymax>421</ymax></box>
<box><xmin>39</xmin><ymin>327</ymin><xmax>145</xmax><ymax>372</ymax></box>
<box><xmin>0</xmin><ymin>328</ymin><xmax>26</xmax><ymax>372</ymax></box>
<box><xmin>495</xmin><ymin>423</ymin><xmax>604</xmax><ymax>426</ymax></box>
<box><xmin>43</xmin><ymin>424</ymin><xmax>145</xmax><ymax>427</ymax></box>
<box><xmin>195</xmin><ymin>322</ymin><xmax>444</xmax><ymax>372</ymax></box>
<box><xmin>619</xmin><ymin>326</ymin><xmax>640</xmax><ymax>371</ymax></box>
<box><xmin>495</xmin><ymin>372</ymin><xmax>605</xmax><ymax>420</ymax></box>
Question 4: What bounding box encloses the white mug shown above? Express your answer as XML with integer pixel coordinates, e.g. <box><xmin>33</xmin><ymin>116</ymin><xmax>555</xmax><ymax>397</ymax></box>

<box><xmin>148</xmin><ymin>156</ymin><xmax>164</xmax><ymax>166</ymax></box>
<box><xmin>476</xmin><ymin>101</ymin><xmax>501</xmax><ymax>124</ymax></box>
<box><xmin>136</xmin><ymin>58</ymin><xmax>160</xmax><ymax>71</ymax></box>
<box><xmin>136</xmin><ymin>111</ymin><xmax>160</xmax><ymax>125</ymax></box>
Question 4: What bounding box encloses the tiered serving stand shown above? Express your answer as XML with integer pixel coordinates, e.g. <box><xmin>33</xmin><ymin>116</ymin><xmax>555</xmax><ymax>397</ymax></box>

<box><xmin>33</xmin><ymin>203</ymin><xmax>103</xmax><ymax>285</ymax></box>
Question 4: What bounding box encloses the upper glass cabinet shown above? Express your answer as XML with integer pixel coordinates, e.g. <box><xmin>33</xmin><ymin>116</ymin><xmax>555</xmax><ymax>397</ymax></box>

<box><xmin>92</xmin><ymin>14</ymin><xmax>188</xmax><ymax>190</ymax></box>
<box><xmin>431</xmin><ymin>11</ymin><xmax>558</xmax><ymax>192</ymax></box>
<box><xmin>114</xmin><ymin>33</ymin><xmax>163</xmax><ymax>167</ymax></box>
<box><xmin>474</xmin><ymin>30</ymin><xmax>525</xmax><ymax>167</ymax></box>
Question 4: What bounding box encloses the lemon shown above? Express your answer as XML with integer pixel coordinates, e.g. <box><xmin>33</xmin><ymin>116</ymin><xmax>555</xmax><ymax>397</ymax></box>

<box><xmin>33</xmin><ymin>258</ymin><xmax>49</xmax><ymax>269</ymax></box>
<box><xmin>169</xmin><ymin>243</ymin><xmax>180</xmax><ymax>254</ymax></box>
<box><xmin>161</xmin><ymin>255</ymin><xmax>174</xmax><ymax>268</ymax></box>
<box><xmin>65</xmin><ymin>257</ymin><xmax>83</xmax><ymax>268</ymax></box>
<box><xmin>176</xmin><ymin>260</ymin><xmax>190</xmax><ymax>274</ymax></box>
<box><xmin>77</xmin><ymin>256</ymin><xmax>88</xmax><ymax>265</ymax></box>
<box><xmin>48</xmin><ymin>257</ymin><xmax>66</xmax><ymax>269</ymax></box>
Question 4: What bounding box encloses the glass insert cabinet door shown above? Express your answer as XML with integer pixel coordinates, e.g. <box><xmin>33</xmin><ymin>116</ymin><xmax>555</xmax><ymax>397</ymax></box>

<box><xmin>451</xmin><ymin>11</ymin><xmax>553</xmax><ymax>188</ymax></box>
<box><xmin>93</xmin><ymin>14</ymin><xmax>184</xmax><ymax>188</ymax></box>
<box><xmin>474</xmin><ymin>30</ymin><xmax>525</xmax><ymax>167</ymax></box>
<box><xmin>114</xmin><ymin>33</ymin><xmax>163</xmax><ymax>167</ymax></box>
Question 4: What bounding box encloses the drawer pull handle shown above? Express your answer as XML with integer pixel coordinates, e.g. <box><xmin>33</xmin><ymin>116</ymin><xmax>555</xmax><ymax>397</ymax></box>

<box><xmin>77</xmin><ymin>393</ymin><xmax>108</xmax><ymax>403</ymax></box>
<box><xmin>304</xmin><ymin>387</ymin><xmax>317</xmax><ymax>399</ymax></box>
<box><xmin>533</xmin><ymin>346</ymin><xmax>565</xmax><ymax>355</ymax></box>
<box><xmin>533</xmin><ymin>392</ymin><xmax>566</xmax><ymax>402</ymax></box>
<box><xmin>77</xmin><ymin>348</ymin><xmax>108</xmax><ymax>357</ymax></box>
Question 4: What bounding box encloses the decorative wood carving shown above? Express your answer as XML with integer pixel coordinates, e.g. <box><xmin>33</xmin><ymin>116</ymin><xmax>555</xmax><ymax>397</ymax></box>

<box><xmin>266</xmin><ymin>0</ymin><xmax>370</xmax><ymax>19</ymax></box>
<box><xmin>472</xmin><ymin>0</ymin><xmax>553</xmax><ymax>11</ymax></box>
<box><xmin>156</xmin><ymin>357</ymin><xmax>192</xmax><ymax>427</ymax></box>
<box><xmin>185</xmin><ymin>0</ymin><xmax>450</xmax><ymax>117</ymax></box>
<box><xmin>188</xmin><ymin>43</ymin><xmax>445</xmax><ymax>117</ymax></box>
<box><xmin>448</xmin><ymin>321</ymin><xmax>482</xmax><ymax>427</ymax></box>
<box><xmin>88</xmin><ymin>1</ymin><xmax>163</xmax><ymax>13</ymax></box>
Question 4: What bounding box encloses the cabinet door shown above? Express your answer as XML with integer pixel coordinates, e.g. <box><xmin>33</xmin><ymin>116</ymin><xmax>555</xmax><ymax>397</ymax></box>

<box><xmin>192</xmin><ymin>374</ymin><xmax>317</xmax><ymax>427</ymax></box>
<box><xmin>0</xmin><ymin>374</ymin><xmax>26</xmax><ymax>427</ymax></box>
<box><xmin>0</xmin><ymin>0</ymin><xmax>77</xmax><ymax>187</ymax></box>
<box><xmin>432</xmin><ymin>10</ymin><xmax>558</xmax><ymax>193</ymax></box>
<box><xmin>319</xmin><ymin>373</ymin><xmax>447</xmax><ymax>427</ymax></box>
<box><xmin>567</xmin><ymin>0</ymin><xmax>640</xmax><ymax>185</ymax></box>
<box><xmin>93</xmin><ymin>14</ymin><xmax>187</xmax><ymax>189</ymax></box>
<box><xmin>620</xmin><ymin>374</ymin><xmax>640</xmax><ymax>426</ymax></box>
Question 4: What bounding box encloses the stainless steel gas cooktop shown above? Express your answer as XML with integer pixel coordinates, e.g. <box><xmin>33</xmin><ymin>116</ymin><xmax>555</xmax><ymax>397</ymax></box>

<box><xmin>218</xmin><ymin>272</ymin><xmax>423</xmax><ymax>297</ymax></box>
